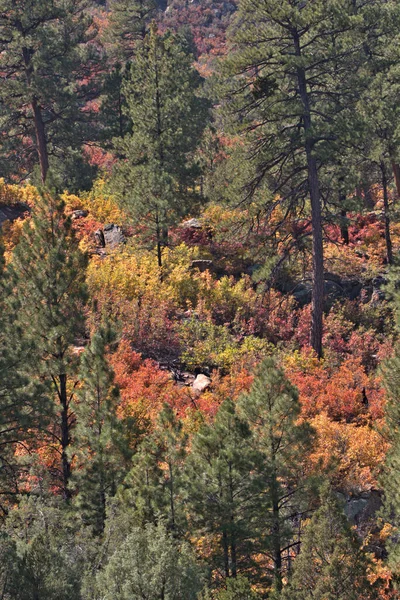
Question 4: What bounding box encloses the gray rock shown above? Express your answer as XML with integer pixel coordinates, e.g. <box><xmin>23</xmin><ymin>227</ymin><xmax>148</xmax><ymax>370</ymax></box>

<box><xmin>0</xmin><ymin>202</ymin><xmax>29</xmax><ymax>226</ymax></box>
<box><xmin>71</xmin><ymin>209</ymin><xmax>88</xmax><ymax>220</ymax></box>
<box><xmin>192</xmin><ymin>374</ymin><xmax>212</xmax><ymax>393</ymax></box>
<box><xmin>182</xmin><ymin>218</ymin><xmax>202</xmax><ymax>229</ymax></box>
<box><xmin>103</xmin><ymin>224</ymin><xmax>125</xmax><ymax>248</ymax></box>
<box><xmin>94</xmin><ymin>229</ymin><xmax>105</xmax><ymax>248</ymax></box>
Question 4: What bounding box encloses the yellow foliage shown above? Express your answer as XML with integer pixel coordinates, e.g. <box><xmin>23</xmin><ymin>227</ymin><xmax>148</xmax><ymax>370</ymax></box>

<box><xmin>62</xmin><ymin>179</ymin><xmax>126</xmax><ymax>225</ymax></box>
<box><xmin>0</xmin><ymin>179</ymin><xmax>39</xmax><ymax>207</ymax></box>
<box><xmin>87</xmin><ymin>246</ymin><xmax>162</xmax><ymax>305</ymax></box>
<box><xmin>309</xmin><ymin>413</ymin><xmax>388</xmax><ymax>493</ymax></box>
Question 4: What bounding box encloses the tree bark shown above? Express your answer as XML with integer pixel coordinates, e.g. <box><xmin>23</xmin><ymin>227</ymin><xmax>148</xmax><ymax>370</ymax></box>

<box><xmin>381</xmin><ymin>161</ymin><xmax>393</xmax><ymax>265</ymax></box>
<box><xmin>340</xmin><ymin>208</ymin><xmax>349</xmax><ymax>245</ymax></box>
<box><xmin>391</xmin><ymin>161</ymin><xmax>400</xmax><ymax>198</ymax></box>
<box><xmin>293</xmin><ymin>30</ymin><xmax>324</xmax><ymax>358</ymax></box>
<box><xmin>32</xmin><ymin>97</ymin><xmax>49</xmax><ymax>184</ymax></box>
<box><xmin>59</xmin><ymin>373</ymin><xmax>72</xmax><ymax>500</ymax></box>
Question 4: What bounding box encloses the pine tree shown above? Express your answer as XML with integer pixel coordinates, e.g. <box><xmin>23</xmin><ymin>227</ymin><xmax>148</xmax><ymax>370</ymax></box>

<box><xmin>237</xmin><ymin>358</ymin><xmax>315</xmax><ymax>593</ymax></box>
<box><xmin>224</xmin><ymin>0</ymin><xmax>365</xmax><ymax>357</ymax></box>
<box><xmin>118</xmin><ymin>403</ymin><xmax>188</xmax><ymax>533</ymax></box>
<box><xmin>185</xmin><ymin>399</ymin><xmax>262</xmax><ymax>582</ymax></box>
<box><xmin>112</xmin><ymin>23</ymin><xmax>209</xmax><ymax>267</ymax></box>
<box><xmin>0</xmin><ymin>0</ymin><xmax>99</xmax><ymax>183</ymax></box>
<box><xmin>282</xmin><ymin>487</ymin><xmax>378</xmax><ymax>600</ymax></box>
<box><xmin>105</xmin><ymin>0</ymin><xmax>158</xmax><ymax>60</ymax></box>
<box><xmin>353</xmin><ymin>1</ymin><xmax>400</xmax><ymax>265</ymax></box>
<box><xmin>0</xmin><ymin>237</ymin><xmax>47</xmax><ymax>507</ymax></box>
<box><xmin>6</xmin><ymin>190</ymin><xmax>88</xmax><ymax>498</ymax></box>
<box><xmin>70</xmin><ymin>325</ymin><xmax>124</xmax><ymax>534</ymax></box>
<box><xmin>93</xmin><ymin>522</ymin><xmax>205</xmax><ymax>600</ymax></box>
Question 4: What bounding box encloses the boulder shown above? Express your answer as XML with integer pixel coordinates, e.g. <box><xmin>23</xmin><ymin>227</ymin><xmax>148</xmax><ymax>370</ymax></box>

<box><xmin>94</xmin><ymin>229</ymin><xmax>105</xmax><ymax>248</ymax></box>
<box><xmin>192</xmin><ymin>374</ymin><xmax>212</xmax><ymax>393</ymax></box>
<box><xmin>182</xmin><ymin>218</ymin><xmax>202</xmax><ymax>229</ymax></box>
<box><xmin>71</xmin><ymin>209</ymin><xmax>88</xmax><ymax>220</ymax></box>
<box><xmin>103</xmin><ymin>223</ymin><xmax>125</xmax><ymax>248</ymax></box>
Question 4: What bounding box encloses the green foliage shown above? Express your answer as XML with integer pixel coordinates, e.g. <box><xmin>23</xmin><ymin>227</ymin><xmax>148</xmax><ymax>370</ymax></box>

<box><xmin>117</xmin><ymin>403</ymin><xmax>188</xmax><ymax>533</ymax></box>
<box><xmin>0</xmin><ymin>0</ymin><xmax>100</xmax><ymax>181</ymax></box>
<box><xmin>6</xmin><ymin>190</ymin><xmax>88</xmax><ymax>496</ymax></box>
<box><xmin>92</xmin><ymin>522</ymin><xmax>205</xmax><ymax>600</ymax></box>
<box><xmin>111</xmin><ymin>23</ymin><xmax>209</xmax><ymax>265</ymax></box>
<box><xmin>179</xmin><ymin>318</ymin><xmax>272</xmax><ymax>372</ymax></box>
<box><xmin>282</xmin><ymin>486</ymin><xmax>378</xmax><ymax>600</ymax></box>
<box><xmin>200</xmin><ymin>576</ymin><xmax>259</xmax><ymax>600</ymax></box>
<box><xmin>105</xmin><ymin>0</ymin><xmax>158</xmax><ymax>60</ymax></box>
<box><xmin>185</xmin><ymin>399</ymin><xmax>263</xmax><ymax>580</ymax></box>
<box><xmin>70</xmin><ymin>325</ymin><xmax>125</xmax><ymax>534</ymax></box>
<box><xmin>237</xmin><ymin>358</ymin><xmax>315</xmax><ymax>592</ymax></box>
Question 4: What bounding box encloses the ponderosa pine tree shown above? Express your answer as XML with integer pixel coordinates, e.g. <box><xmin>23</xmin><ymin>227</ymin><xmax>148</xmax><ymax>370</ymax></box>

<box><xmin>0</xmin><ymin>237</ymin><xmax>46</xmax><ymax>507</ymax></box>
<box><xmin>0</xmin><ymin>0</ymin><xmax>99</xmax><ymax>183</ymax></box>
<box><xmin>380</xmin><ymin>288</ymin><xmax>400</xmax><ymax>578</ymax></box>
<box><xmin>353</xmin><ymin>1</ymin><xmax>400</xmax><ymax>265</ymax></box>
<box><xmin>118</xmin><ymin>403</ymin><xmax>187</xmax><ymax>533</ymax></box>
<box><xmin>224</xmin><ymin>0</ymin><xmax>365</xmax><ymax>357</ymax></box>
<box><xmin>69</xmin><ymin>326</ymin><xmax>124</xmax><ymax>534</ymax></box>
<box><xmin>6</xmin><ymin>190</ymin><xmax>88</xmax><ymax>499</ymax></box>
<box><xmin>105</xmin><ymin>0</ymin><xmax>158</xmax><ymax>60</ymax></box>
<box><xmin>237</xmin><ymin>358</ymin><xmax>315</xmax><ymax>593</ymax></box>
<box><xmin>281</xmin><ymin>487</ymin><xmax>378</xmax><ymax>600</ymax></box>
<box><xmin>112</xmin><ymin>23</ymin><xmax>209</xmax><ymax>268</ymax></box>
<box><xmin>185</xmin><ymin>399</ymin><xmax>262</xmax><ymax>582</ymax></box>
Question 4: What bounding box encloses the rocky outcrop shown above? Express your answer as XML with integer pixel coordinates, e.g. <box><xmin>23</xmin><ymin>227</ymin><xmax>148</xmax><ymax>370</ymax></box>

<box><xmin>291</xmin><ymin>273</ymin><xmax>388</xmax><ymax>307</ymax></box>
<box><xmin>94</xmin><ymin>224</ymin><xmax>125</xmax><ymax>250</ymax></box>
<box><xmin>71</xmin><ymin>209</ymin><xmax>88</xmax><ymax>220</ymax></box>
<box><xmin>0</xmin><ymin>202</ymin><xmax>29</xmax><ymax>226</ymax></box>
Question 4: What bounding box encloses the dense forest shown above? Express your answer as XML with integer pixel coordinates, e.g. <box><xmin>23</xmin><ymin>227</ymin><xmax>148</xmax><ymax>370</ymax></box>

<box><xmin>2</xmin><ymin>0</ymin><xmax>400</xmax><ymax>597</ymax></box>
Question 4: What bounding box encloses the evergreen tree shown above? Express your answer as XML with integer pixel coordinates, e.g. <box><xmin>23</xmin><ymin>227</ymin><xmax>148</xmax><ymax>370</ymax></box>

<box><xmin>224</xmin><ymin>0</ymin><xmax>365</xmax><ymax>357</ymax></box>
<box><xmin>70</xmin><ymin>325</ymin><xmax>124</xmax><ymax>534</ymax></box>
<box><xmin>118</xmin><ymin>403</ymin><xmax>188</xmax><ymax>533</ymax></box>
<box><xmin>0</xmin><ymin>237</ymin><xmax>47</xmax><ymax>507</ymax></box>
<box><xmin>353</xmin><ymin>1</ymin><xmax>400</xmax><ymax>265</ymax></box>
<box><xmin>380</xmin><ymin>302</ymin><xmax>400</xmax><ymax>578</ymax></box>
<box><xmin>282</xmin><ymin>487</ymin><xmax>378</xmax><ymax>600</ymax></box>
<box><xmin>112</xmin><ymin>24</ymin><xmax>209</xmax><ymax>267</ymax></box>
<box><xmin>6</xmin><ymin>190</ymin><xmax>88</xmax><ymax>498</ymax></box>
<box><xmin>0</xmin><ymin>0</ymin><xmax>99</xmax><ymax>182</ymax></box>
<box><xmin>3</xmin><ymin>494</ymin><xmax>89</xmax><ymax>600</ymax></box>
<box><xmin>105</xmin><ymin>0</ymin><xmax>157</xmax><ymax>60</ymax></box>
<box><xmin>185</xmin><ymin>399</ymin><xmax>262</xmax><ymax>582</ymax></box>
<box><xmin>92</xmin><ymin>522</ymin><xmax>205</xmax><ymax>600</ymax></box>
<box><xmin>237</xmin><ymin>358</ymin><xmax>315</xmax><ymax>593</ymax></box>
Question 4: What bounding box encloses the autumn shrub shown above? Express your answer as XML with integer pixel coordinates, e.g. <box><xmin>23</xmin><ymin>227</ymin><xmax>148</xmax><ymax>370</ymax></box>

<box><xmin>309</xmin><ymin>413</ymin><xmax>388</xmax><ymax>494</ymax></box>
<box><xmin>284</xmin><ymin>348</ymin><xmax>385</xmax><ymax>421</ymax></box>
<box><xmin>179</xmin><ymin>317</ymin><xmax>272</xmax><ymax>372</ymax></box>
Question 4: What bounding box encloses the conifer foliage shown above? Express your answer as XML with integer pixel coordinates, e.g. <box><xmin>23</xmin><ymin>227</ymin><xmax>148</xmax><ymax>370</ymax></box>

<box><xmin>112</xmin><ymin>23</ymin><xmax>209</xmax><ymax>267</ymax></box>
<box><xmin>7</xmin><ymin>190</ymin><xmax>88</xmax><ymax>498</ymax></box>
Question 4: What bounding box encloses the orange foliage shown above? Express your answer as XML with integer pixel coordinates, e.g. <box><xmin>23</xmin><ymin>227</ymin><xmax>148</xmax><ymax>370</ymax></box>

<box><xmin>285</xmin><ymin>348</ymin><xmax>385</xmax><ymax>421</ymax></box>
<box><xmin>309</xmin><ymin>413</ymin><xmax>388</xmax><ymax>493</ymax></box>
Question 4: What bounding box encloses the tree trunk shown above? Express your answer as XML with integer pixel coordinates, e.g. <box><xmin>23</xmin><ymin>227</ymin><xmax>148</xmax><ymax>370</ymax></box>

<box><xmin>59</xmin><ymin>373</ymin><xmax>71</xmax><ymax>499</ymax></box>
<box><xmin>271</xmin><ymin>471</ymin><xmax>282</xmax><ymax>592</ymax></box>
<box><xmin>222</xmin><ymin>529</ymin><xmax>230</xmax><ymax>579</ymax></box>
<box><xmin>340</xmin><ymin>208</ymin><xmax>349</xmax><ymax>245</ymax></box>
<box><xmin>381</xmin><ymin>161</ymin><xmax>393</xmax><ymax>265</ymax></box>
<box><xmin>293</xmin><ymin>30</ymin><xmax>324</xmax><ymax>358</ymax></box>
<box><xmin>32</xmin><ymin>98</ymin><xmax>49</xmax><ymax>184</ymax></box>
<box><xmin>391</xmin><ymin>161</ymin><xmax>400</xmax><ymax>198</ymax></box>
<box><xmin>21</xmin><ymin>45</ymin><xmax>49</xmax><ymax>184</ymax></box>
